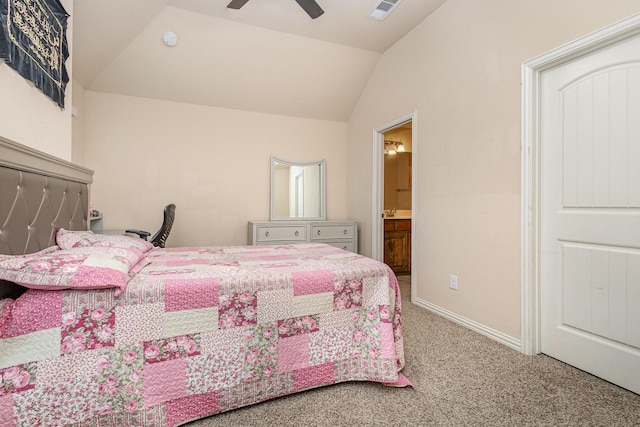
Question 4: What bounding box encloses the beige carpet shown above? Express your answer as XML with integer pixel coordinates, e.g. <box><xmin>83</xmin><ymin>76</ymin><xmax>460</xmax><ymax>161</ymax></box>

<box><xmin>187</xmin><ymin>275</ymin><xmax>640</xmax><ymax>426</ymax></box>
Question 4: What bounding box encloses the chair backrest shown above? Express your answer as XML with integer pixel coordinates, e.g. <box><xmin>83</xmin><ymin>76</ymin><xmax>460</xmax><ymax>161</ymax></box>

<box><xmin>150</xmin><ymin>204</ymin><xmax>176</xmax><ymax>248</ymax></box>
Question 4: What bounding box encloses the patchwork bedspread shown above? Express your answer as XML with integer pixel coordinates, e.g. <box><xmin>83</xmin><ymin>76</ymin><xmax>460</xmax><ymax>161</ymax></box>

<box><xmin>0</xmin><ymin>243</ymin><xmax>405</xmax><ymax>426</ymax></box>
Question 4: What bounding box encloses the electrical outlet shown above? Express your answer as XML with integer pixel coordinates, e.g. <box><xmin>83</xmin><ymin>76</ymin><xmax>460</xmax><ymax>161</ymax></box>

<box><xmin>449</xmin><ymin>274</ymin><xmax>458</xmax><ymax>290</ymax></box>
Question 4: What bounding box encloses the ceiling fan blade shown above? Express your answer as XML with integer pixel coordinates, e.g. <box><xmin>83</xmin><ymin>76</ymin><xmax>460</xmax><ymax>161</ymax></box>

<box><xmin>294</xmin><ymin>0</ymin><xmax>324</xmax><ymax>19</ymax></box>
<box><xmin>227</xmin><ymin>0</ymin><xmax>250</xmax><ymax>10</ymax></box>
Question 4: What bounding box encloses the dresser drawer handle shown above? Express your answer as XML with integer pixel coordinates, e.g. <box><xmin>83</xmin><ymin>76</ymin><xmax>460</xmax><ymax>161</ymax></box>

<box><xmin>343</xmin><ymin>229</ymin><xmax>347</xmax><ymax>235</ymax></box>
<box><xmin>295</xmin><ymin>231</ymin><xmax>299</xmax><ymax>236</ymax></box>
<box><xmin>265</xmin><ymin>231</ymin><xmax>270</xmax><ymax>237</ymax></box>
<box><xmin>317</xmin><ymin>230</ymin><xmax>321</xmax><ymax>236</ymax></box>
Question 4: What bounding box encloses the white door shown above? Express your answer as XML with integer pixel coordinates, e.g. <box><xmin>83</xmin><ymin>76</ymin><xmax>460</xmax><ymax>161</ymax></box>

<box><xmin>541</xmin><ymin>33</ymin><xmax>640</xmax><ymax>394</ymax></box>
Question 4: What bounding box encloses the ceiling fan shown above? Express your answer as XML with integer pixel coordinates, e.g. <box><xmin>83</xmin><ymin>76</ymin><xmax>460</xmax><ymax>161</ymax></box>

<box><xmin>227</xmin><ymin>0</ymin><xmax>324</xmax><ymax>19</ymax></box>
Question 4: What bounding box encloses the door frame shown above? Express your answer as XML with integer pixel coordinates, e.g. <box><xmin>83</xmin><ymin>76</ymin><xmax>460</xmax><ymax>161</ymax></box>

<box><xmin>521</xmin><ymin>13</ymin><xmax>640</xmax><ymax>355</ymax></box>
<box><xmin>372</xmin><ymin>111</ymin><xmax>418</xmax><ymax>298</ymax></box>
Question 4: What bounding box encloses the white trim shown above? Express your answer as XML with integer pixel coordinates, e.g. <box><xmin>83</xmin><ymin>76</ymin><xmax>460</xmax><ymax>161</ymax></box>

<box><xmin>371</xmin><ymin>129</ymin><xmax>385</xmax><ymax>261</ymax></box>
<box><xmin>410</xmin><ymin>116</ymin><xmax>418</xmax><ymax>301</ymax></box>
<box><xmin>413</xmin><ymin>297</ymin><xmax>521</xmax><ymax>352</ymax></box>
<box><xmin>521</xmin><ymin>13</ymin><xmax>640</xmax><ymax>356</ymax></box>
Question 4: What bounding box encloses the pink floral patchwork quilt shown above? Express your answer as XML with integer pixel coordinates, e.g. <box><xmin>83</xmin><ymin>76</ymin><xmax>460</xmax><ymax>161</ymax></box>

<box><xmin>0</xmin><ymin>243</ymin><xmax>406</xmax><ymax>426</ymax></box>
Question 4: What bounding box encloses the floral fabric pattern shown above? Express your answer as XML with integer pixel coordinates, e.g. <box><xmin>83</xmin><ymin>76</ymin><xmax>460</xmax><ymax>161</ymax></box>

<box><xmin>186</xmin><ymin>348</ymin><xmax>244</xmax><ymax>394</ymax></box>
<box><xmin>13</xmin><ymin>376</ymin><xmax>99</xmax><ymax>426</ymax></box>
<box><xmin>350</xmin><ymin>307</ymin><xmax>383</xmax><ymax>359</ymax></box>
<box><xmin>243</xmin><ymin>323</ymin><xmax>279</xmax><ymax>382</ymax></box>
<box><xmin>333</xmin><ymin>277</ymin><xmax>363</xmax><ymax>310</ymax></box>
<box><xmin>378</xmin><ymin>305</ymin><xmax>393</xmax><ymax>323</ymax></box>
<box><xmin>95</xmin><ymin>346</ymin><xmax>144</xmax><ymax>416</ymax></box>
<box><xmin>143</xmin><ymin>334</ymin><xmax>201</xmax><ymax>364</ymax></box>
<box><xmin>0</xmin><ymin>247</ymin><xmax>136</xmax><ymax>291</ymax></box>
<box><xmin>61</xmin><ymin>306</ymin><xmax>115</xmax><ymax>354</ymax></box>
<box><xmin>277</xmin><ymin>315</ymin><xmax>319</xmax><ymax>338</ymax></box>
<box><xmin>0</xmin><ymin>243</ymin><xmax>406</xmax><ymax>426</ymax></box>
<box><xmin>218</xmin><ymin>291</ymin><xmax>258</xmax><ymax>328</ymax></box>
<box><xmin>0</xmin><ymin>363</ymin><xmax>36</xmax><ymax>395</ymax></box>
<box><xmin>56</xmin><ymin>228</ymin><xmax>154</xmax><ymax>254</ymax></box>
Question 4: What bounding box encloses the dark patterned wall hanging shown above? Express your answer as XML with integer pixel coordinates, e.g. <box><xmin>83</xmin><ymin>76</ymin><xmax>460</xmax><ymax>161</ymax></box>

<box><xmin>0</xmin><ymin>0</ymin><xmax>69</xmax><ymax>108</ymax></box>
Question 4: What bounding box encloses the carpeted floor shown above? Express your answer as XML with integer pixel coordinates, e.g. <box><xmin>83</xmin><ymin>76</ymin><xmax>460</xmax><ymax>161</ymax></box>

<box><xmin>187</xmin><ymin>275</ymin><xmax>640</xmax><ymax>426</ymax></box>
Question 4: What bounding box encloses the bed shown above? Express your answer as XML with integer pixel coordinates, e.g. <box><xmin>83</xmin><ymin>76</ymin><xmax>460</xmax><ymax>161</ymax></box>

<box><xmin>0</xmin><ymin>137</ymin><xmax>407</xmax><ymax>426</ymax></box>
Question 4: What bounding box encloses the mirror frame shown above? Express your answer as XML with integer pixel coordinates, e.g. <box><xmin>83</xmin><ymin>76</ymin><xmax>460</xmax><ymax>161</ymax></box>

<box><xmin>270</xmin><ymin>156</ymin><xmax>326</xmax><ymax>221</ymax></box>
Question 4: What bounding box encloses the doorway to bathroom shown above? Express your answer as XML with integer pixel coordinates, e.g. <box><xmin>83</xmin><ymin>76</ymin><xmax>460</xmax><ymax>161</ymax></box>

<box><xmin>372</xmin><ymin>111</ymin><xmax>417</xmax><ymax>300</ymax></box>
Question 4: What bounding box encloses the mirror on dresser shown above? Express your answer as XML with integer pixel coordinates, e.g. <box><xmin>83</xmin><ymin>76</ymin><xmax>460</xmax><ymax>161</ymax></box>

<box><xmin>270</xmin><ymin>156</ymin><xmax>326</xmax><ymax>221</ymax></box>
<box><xmin>249</xmin><ymin>157</ymin><xmax>357</xmax><ymax>253</ymax></box>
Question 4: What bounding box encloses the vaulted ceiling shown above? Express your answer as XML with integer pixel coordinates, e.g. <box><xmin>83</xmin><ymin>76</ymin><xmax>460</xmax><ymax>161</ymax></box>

<box><xmin>72</xmin><ymin>0</ymin><xmax>447</xmax><ymax>121</ymax></box>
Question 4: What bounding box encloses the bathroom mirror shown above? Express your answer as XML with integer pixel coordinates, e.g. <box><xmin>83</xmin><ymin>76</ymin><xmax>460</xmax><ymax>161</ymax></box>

<box><xmin>270</xmin><ymin>156</ymin><xmax>326</xmax><ymax>221</ymax></box>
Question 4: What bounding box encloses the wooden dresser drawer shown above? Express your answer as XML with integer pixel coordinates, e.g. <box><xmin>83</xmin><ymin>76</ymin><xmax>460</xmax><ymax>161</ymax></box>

<box><xmin>255</xmin><ymin>225</ymin><xmax>306</xmax><ymax>243</ymax></box>
<box><xmin>311</xmin><ymin>224</ymin><xmax>355</xmax><ymax>240</ymax></box>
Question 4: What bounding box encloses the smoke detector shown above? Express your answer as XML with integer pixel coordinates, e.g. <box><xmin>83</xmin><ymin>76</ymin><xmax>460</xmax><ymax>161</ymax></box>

<box><xmin>162</xmin><ymin>31</ymin><xmax>178</xmax><ymax>47</ymax></box>
<box><xmin>368</xmin><ymin>0</ymin><xmax>401</xmax><ymax>20</ymax></box>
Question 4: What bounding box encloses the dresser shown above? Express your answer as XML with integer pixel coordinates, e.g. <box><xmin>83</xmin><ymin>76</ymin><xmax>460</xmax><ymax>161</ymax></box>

<box><xmin>248</xmin><ymin>221</ymin><xmax>358</xmax><ymax>253</ymax></box>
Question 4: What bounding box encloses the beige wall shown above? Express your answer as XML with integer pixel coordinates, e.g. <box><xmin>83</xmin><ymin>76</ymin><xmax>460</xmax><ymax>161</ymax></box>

<box><xmin>0</xmin><ymin>0</ymin><xmax>73</xmax><ymax>159</ymax></box>
<box><xmin>347</xmin><ymin>1</ymin><xmax>640</xmax><ymax>340</ymax></box>
<box><xmin>71</xmin><ymin>79</ymin><xmax>85</xmax><ymax>164</ymax></box>
<box><xmin>83</xmin><ymin>91</ymin><xmax>348</xmax><ymax>247</ymax></box>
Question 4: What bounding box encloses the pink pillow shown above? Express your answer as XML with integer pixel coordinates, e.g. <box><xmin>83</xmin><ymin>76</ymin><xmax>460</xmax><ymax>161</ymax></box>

<box><xmin>56</xmin><ymin>228</ymin><xmax>154</xmax><ymax>253</ymax></box>
<box><xmin>0</xmin><ymin>246</ymin><xmax>137</xmax><ymax>292</ymax></box>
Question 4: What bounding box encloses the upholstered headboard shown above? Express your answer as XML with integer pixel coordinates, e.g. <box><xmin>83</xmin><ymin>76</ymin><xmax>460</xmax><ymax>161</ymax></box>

<box><xmin>0</xmin><ymin>137</ymin><xmax>94</xmax><ymax>255</ymax></box>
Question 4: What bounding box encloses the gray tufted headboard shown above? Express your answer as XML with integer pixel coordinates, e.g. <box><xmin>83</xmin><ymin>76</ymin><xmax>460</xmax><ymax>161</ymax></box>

<box><xmin>0</xmin><ymin>136</ymin><xmax>94</xmax><ymax>255</ymax></box>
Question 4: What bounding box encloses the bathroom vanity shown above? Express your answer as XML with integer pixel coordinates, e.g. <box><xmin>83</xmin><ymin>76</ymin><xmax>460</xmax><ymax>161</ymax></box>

<box><xmin>384</xmin><ymin>218</ymin><xmax>411</xmax><ymax>275</ymax></box>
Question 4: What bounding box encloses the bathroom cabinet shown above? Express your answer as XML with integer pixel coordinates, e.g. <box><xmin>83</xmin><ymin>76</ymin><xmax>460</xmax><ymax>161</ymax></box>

<box><xmin>384</xmin><ymin>219</ymin><xmax>411</xmax><ymax>275</ymax></box>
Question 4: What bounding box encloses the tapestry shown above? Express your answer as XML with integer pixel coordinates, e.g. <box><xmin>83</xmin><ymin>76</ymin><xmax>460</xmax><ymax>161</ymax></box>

<box><xmin>0</xmin><ymin>0</ymin><xmax>69</xmax><ymax>108</ymax></box>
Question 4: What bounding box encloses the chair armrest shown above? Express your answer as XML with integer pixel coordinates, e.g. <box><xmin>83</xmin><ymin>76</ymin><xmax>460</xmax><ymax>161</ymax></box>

<box><xmin>125</xmin><ymin>229</ymin><xmax>151</xmax><ymax>240</ymax></box>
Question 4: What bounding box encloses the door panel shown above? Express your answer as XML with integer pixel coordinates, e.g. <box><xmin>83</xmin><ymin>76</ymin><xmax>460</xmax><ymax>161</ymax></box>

<box><xmin>561</xmin><ymin>66</ymin><xmax>640</xmax><ymax>208</ymax></box>
<box><xmin>560</xmin><ymin>242</ymin><xmax>640</xmax><ymax>348</ymax></box>
<box><xmin>541</xmin><ymin>34</ymin><xmax>640</xmax><ymax>394</ymax></box>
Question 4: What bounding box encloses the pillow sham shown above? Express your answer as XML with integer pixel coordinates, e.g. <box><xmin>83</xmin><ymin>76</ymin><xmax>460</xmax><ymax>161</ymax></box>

<box><xmin>0</xmin><ymin>248</ymin><xmax>60</xmax><ymax>298</ymax></box>
<box><xmin>0</xmin><ymin>246</ymin><xmax>137</xmax><ymax>292</ymax></box>
<box><xmin>56</xmin><ymin>228</ymin><xmax>154</xmax><ymax>253</ymax></box>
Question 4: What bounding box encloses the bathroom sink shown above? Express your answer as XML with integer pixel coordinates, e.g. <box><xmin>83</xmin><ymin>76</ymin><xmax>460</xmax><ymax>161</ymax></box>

<box><xmin>383</xmin><ymin>210</ymin><xmax>412</xmax><ymax>219</ymax></box>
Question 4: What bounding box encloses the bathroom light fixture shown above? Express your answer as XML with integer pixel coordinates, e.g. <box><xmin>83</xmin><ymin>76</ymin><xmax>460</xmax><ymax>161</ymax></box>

<box><xmin>384</xmin><ymin>139</ymin><xmax>405</xmax><ymax>155</ymax></box>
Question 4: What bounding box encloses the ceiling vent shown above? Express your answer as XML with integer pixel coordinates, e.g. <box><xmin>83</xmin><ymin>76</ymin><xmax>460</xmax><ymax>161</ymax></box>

<box><xmin>368</xmin><ymin>0</ymin><xmax>401</xmax><ymax>21</ymax></box>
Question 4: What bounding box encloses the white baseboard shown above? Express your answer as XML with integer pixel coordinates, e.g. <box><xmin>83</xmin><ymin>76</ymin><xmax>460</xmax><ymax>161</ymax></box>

<box><xmin>412</xmin><ymin>297</ymin><xmax>522</xmax><ymax>352</ymax></box>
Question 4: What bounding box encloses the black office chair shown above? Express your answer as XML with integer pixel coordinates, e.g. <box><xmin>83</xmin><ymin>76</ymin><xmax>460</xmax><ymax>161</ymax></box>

<box><xmin>126</xmin><ymin>204</ymin><xmax>176</xmax><ymax>248</ymax></box>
